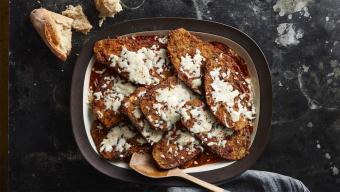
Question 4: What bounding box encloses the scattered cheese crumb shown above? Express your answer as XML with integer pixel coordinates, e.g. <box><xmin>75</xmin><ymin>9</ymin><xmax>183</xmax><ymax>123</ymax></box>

<box><xmin>307</xmin><ymin>122</ymin><xmax>313</xmax><ymax>127</ymax></box>
<box><xmin>275</xmin><ymin>23</ymin><xmax>304</xmax><ymax>47</ymax></box>
<box><xmin>331</xmin><ymin>166</ymin><xmax>339</xmax><ymax>176</ymax></box>
<box><xmin>273</xmin><ymin>0</ymin><xmax>312</xmax><ymax>17</ymax></box>
<box><xmin>302</xmin><ymin>64</ymin><xmax>310</xmax><ymax>72</ymax></box>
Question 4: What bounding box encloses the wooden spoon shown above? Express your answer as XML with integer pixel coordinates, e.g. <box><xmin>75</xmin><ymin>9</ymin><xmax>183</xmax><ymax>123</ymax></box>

<box><xmin>129</xmin><ymin>153</ymin><xmax>224</xmax><ymax>192</ymax></box>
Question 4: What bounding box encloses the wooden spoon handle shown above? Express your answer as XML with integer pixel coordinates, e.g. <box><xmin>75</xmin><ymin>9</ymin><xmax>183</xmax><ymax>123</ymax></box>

<box><xmin>170</xmin><ymin>169</ymin><xmax>224</xmax><ymax>192</ymax></box>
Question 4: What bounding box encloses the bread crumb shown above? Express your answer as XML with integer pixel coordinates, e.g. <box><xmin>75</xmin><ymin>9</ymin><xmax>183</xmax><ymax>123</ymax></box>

<box><xmin>94</xmin><ymin>0</ymin><xmax>123</xmax><ymax>27</ymax></box>
<box><xmin>62</xmin><ymin>5</ymin><xmax>93</xmax><ymax>35</ymax></box>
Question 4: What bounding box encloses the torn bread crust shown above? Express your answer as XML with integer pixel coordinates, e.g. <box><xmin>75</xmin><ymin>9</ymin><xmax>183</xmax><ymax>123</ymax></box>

<box><xmin>91</xmin><ymin>121</ymin><xmax>149</xmax><ymax>160</ymax></box>
<box><xmin>93</xmin><ymin>36</ymin><xmax>172</xmax><ymax>86</ymax></box>
<box><xmin>167</xmin><ymin>28</ymin><xmax>208</xmax><ymax>94</ymax></box>
<box><xmin>121</xmin><ymin>87</ymin><xmax>163</xmax><ymax>145</ymax></box>
<box><xmin>62</xmin><ymin>5</ymin><xmax>93</xmax><ymax>35</ymax></box>
<box><xmin>181</xmin><ymin>99</ymin><xmax>251</xmax><ymax>160</ymax></box>
<box><xmin>152</xmin><ymin>125</ymin><xmax>203</xmax><ymax>169</ymax></box>
<box><xmin>204</xmin><ymin>44</ymin><xmax>256</xmax><ymax>131</ymax></box>
<box><xmin>92</xmin><ymin>72</ymin><xmax>136</xmax><ymax>128</ymax></box>
<box><xmin>30</xmin><ymin>8</ymin><xmax>73</xmax><ymax>61</ymax></box>
<box><xmin>140</xmin><ymin>77</ymin><xmax>196</xmax><ymax>131</ymax></box>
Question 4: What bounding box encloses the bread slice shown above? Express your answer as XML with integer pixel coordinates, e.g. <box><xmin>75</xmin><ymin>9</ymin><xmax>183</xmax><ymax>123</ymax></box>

<box><xmin>152</xmin><ymin>124</ymin><xmax>203</xmax><ymax>169</ymax></box>
<box><xmin>121</xmin><ymin>87</ymin><xmax>163</xmax><ymax>145</ymax></box>
<box><xmin>62</xmin><ymin>5</ymin><xmax>93</xmax><ymax>35</ymax></box>
<box><xmin>30</xmin><ymin>8</ymin><xmax>73</xmax><ymax>61</ymax></box>
<box><xmin>93</xmin><ymin>36</ymin><xmax>173</xmax><ymax>86</ymax></box>
<box><xmin>204</xmin><ymin>42</ymin><xmax>256</xmax><ymax>131</ymax></box>
<box><xmin>91</xmin><ymin>121</ymin><xmax>149</xmax><ymax>160</ymax></box>
<box><xmin>180</xmin><ymin>99</ymin><xmax>251</xmax><ymax>160</ymax></box>
<box><xmin>167</xmin><ymin>28</ymin><xmax>209</xmax><ymax>94</ymax></box>
<box><xmin>92</xmin><ymin>72</ymin><xmax>136</xmax><ymax>128</ymax></box>
<box><xmin>140</xmin><ymin>76</ymin><xmax>196</xmax><ymax>131</ymax></box>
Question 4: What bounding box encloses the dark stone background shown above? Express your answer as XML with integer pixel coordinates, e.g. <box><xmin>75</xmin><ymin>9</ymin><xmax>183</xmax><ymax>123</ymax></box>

<box><xmin>9</xmin><ymin>0</ymin><xmax>340</xmax><ymax>191</ymax></box>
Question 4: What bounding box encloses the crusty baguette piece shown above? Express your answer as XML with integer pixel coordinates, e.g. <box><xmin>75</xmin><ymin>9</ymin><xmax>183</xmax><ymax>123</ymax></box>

<box><xmin>30</xmin><ymin>8</ymin><xmax>73</xmax><ymax>61</ymax></box>
<box><xmin>152</xmin><ymin>125</ymin><xmax>203</xmax><ymax>169</ymax></box>
<box><xmin>62</xmin><ymin>5</ymin><xmax>93</xmax><ymax>35</ymax></box>
<box><xmin>180</xmin><ymin>99</ymin><xmax>251</xmax><ymax>160</ymax></box>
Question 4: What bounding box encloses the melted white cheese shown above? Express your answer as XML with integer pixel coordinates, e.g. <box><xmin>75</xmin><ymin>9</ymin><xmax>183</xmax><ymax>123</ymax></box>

<box><xmin>153</xmin><ymin>82</ymin><xmax>196</xmax><ymax>129</ymax></box>
<box><xmin>173</xmin><ymin>129</ymin><xmax>202</xmax><ymax>152</ymax></box>
<box><xmin>158</xmin><ymin>36</ymin><xmax>168</xmax><ymax>44</ymax></box>
<box><xmin>100</xmin><ymin>124</ymin><xmax>136</xmax><ymax>152</ymax></box>
<box><xmin>203</xmin><ymin>123</ymin><xmax>234</xmax><ymax>147</ymax></box>
<box><xmin>139</xmin><ymin>122</ymin><xmax>163</xmax><ymax>145</ymax></box>
<box><xmin>110</xmin><ymin>45</ymin><xmax>169</xmax><ymax>85</ymax></box>
<box><xmin>96</xmin><ymin>76</ymin><xmax>136</xmax><ymax>113</ymax></box>
<box><xmin>209</xmin><ymin>67</ymin><xmax>255</xmax><ymax>123</ymax></box>
<box><xmin>180</xmin><ymin>104</ymin><xmax>214</xmax><ymax>134</ymax></box>
<box><xmin>180</xmin><ymin>49</ymin><xmax>205</xmax><ymax>89</ymax></box>
<box><xmin>210</xmin><ymin>68</ymin><xmax>239</xmax><ymax>106</ymax></box>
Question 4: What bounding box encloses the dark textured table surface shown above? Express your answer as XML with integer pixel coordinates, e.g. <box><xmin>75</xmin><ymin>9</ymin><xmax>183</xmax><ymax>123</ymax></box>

<box><xmin>9</xmin><ymin>0</ymin><xmax>340</xmax><ymax>191</ymax></box>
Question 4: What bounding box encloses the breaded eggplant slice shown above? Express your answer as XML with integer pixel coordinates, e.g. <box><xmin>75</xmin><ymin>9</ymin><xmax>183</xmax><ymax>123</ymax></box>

<box><xmin>91</xmin><ymin>121</ymin><xmax>149</xmax><ymax>160</ymax></box>
<box><xmin>168</xmin><ymin>28</ymin><xmax>212</xmax><ymax>94</ymax></box>
<box><xmin>90</xmin><ymin>120</ymin><xmax>110</xmax><ymax>152</ymax></box>
<box><xmin>180</xmin><ymin>151</ymin><xmax>222</xmax><ymax>168</ymax></box>
<box><xmin>121</xmin><ymin>87</ymin><xmax>163</xmax><ymax>145</ymax></box>
<box><xmin>93</xmin><ymin>35</ymin><xmax>172</xmax><ymax>86</ymax></box>
<box><xmin>87</xmin><ymin>62</ymin><xmax>117</xmax><ymax>107</ymax></box>
<box><xmin>204</xmin><ymin>45</ymin><xmax>256</xmax><ymax>131</ymax></box>
<box><xmin>180</xmin><ymin>99</ymin><xmax>251</xmax><ymax>160</ymax></box>
<box><xmin>92</xmin><ymin>73</ymin><xmax>136</xmax><ymax>128</ymax></box>
<box><xmin>152</xmin><ymin>125</ymin><xmax>203</xmax><ymax>169</ymax></box>
<box><xmin>210</xmin><ymin>41</ymin><xmax>250</xmax><ymax>78</ymax></box>
<box><xmin>140</xmin><ymin>76</ymin><xmax>196</xmax><ymax>131</ymax></box>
